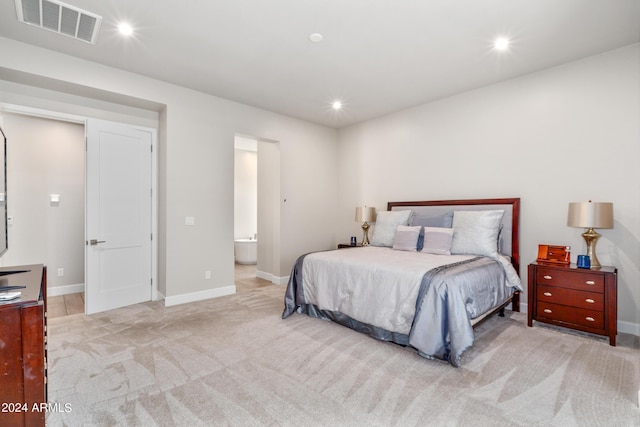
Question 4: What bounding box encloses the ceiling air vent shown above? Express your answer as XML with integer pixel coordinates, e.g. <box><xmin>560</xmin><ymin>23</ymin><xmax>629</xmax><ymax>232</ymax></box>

<box><xmin>15</xmin><ymin>0</ymin><xmax>102</xmax><ymax>44</ymax></box>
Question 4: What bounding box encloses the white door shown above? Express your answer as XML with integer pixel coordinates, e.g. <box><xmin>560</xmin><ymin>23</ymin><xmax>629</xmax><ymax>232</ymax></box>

<box><xmin>85</xmin><ymin>119</ymin><xmax>154</xmax><ymax>314</ymax></box>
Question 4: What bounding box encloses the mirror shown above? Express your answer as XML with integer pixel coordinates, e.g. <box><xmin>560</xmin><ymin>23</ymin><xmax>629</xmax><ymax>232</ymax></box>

<box><xmin>0</xmin><ymin>125</ymin><xmax>6</xmax><ymax>257</ymax></box>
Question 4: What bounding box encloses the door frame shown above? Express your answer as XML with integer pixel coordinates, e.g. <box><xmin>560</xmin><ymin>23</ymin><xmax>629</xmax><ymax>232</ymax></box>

<box><xmin>0</xmin><ymin>103</ymin><xmax>158</xmax><ymax>306</ymax></box>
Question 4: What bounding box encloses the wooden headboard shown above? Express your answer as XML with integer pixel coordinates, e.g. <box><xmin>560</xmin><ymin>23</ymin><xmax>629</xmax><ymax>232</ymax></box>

<box><xmin>388</xmin><ymin>198</ymin><xmax>521</xmax><ymax>274</ymax></box>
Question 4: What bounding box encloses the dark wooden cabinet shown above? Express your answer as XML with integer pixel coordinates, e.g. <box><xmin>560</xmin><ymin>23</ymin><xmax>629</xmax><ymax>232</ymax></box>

<box><xmin>528</xmin><ymin>261</ymin><xmax>617</xmax><ymax>345</ymax></box>
<box><xmin>0</xmin><ymin>265</ymin><xmax>47</xmax><ymax>427</ymax></box>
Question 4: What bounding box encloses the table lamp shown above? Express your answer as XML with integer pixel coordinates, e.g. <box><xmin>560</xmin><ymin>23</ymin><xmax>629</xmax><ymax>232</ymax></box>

<box><xmin>355</xmin><ymin>206</ymin><xmax>376</xmax><ymax>246</ymax></box>
<box><xmin>567</xmin><ymin>201</ymin><xmax>613</xmax><ymax>268</ymax></box>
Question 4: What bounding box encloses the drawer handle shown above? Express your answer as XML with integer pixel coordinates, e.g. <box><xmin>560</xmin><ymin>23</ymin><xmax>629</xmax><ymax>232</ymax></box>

<box><xmin>585</xmin><ymin>298</ymin><xmax>595</xmax><ymax>304</ymax></box>
<box><xmin>543</xmin><ymin>275</ymin><xmax>552</xmax><ymax>280</ymax></box>
<box><xmin>543</xmin><ymin>292</ymin><xmax>552</xmax><ymax>297</ymax></box>
<box><xmin>543</xmin><ymin>309</ymin><xmax>552</xmax><ymax>314</ymax></box>
<box><xmin>586</xmin><ymin>280</ymin><xmax>595</xmax><ymax>285</ymax></box>
<box><xmin>586</xmin><ymin>317</ymin><xmax>595</xmax><ymax>322</ymax></box>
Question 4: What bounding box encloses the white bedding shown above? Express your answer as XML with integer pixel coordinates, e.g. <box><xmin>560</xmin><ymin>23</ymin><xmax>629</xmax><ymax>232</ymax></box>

<box><xmin>301</xmin><ymin>246</ymin><xmax>477</xmax><ymax>334</ymax></box>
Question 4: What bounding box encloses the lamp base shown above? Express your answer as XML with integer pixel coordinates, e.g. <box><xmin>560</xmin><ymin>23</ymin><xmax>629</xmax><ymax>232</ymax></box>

<box><xmin>361</xmin><ymin>222</ymin><xmax>371</xmax><ymax>246</ymax></box>
<box><xmin>582</xmin><ymin>228</ymin><xmax>602</xmax><ymax>268</ymax></box>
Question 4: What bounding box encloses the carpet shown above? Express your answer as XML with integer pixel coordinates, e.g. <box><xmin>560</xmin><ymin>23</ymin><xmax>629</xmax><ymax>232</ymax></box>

<box><xmin>46</xmin><ymin>283</ymin><xmax>640</xmax><ymax>426</ymax></box>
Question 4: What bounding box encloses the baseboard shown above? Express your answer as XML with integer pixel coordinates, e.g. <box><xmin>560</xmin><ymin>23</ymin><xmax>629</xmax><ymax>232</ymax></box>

<box><xmin>255</xmin><ymin>269</ymin><xmax>271</xmax><ymax>282</ymax></box>
<box><xmin>274</xmin><ymin>275</ymin><xmax>289</xmax><ymax>285</ymax></box>
<box><xmin>163</xmin><ymin>285</ymin><xmax>236</xmax><ymax>307</ymax></box>
<box><xmin>518</xmin><ymin>302</ymin><xmax>527</xmax><ymax>314</ymax></box>
<box><xmin>256</xmin><ymin>269</ymin><xmax>289</xmax><ymax>285</ymax></box>
<box><xmin>618</xmin><ymin>320</ymin><xmax>640</xmax><ymax>336</ymax></box>
<box><xmin>48</xmin><ymin>283</ymin><xmax>84</xmax><ymax>297</ymax></box>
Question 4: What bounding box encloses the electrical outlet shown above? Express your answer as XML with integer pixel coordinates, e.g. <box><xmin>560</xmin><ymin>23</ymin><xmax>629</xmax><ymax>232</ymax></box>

<box><xmin>205</xmin><ymin>271</ymin><xmax>211</xmax><ymax>280</ymax></box>
<box><xmin>57</xmin><ymin>268</ymin><xmax>64</xmax><ymax>277</ymax></box>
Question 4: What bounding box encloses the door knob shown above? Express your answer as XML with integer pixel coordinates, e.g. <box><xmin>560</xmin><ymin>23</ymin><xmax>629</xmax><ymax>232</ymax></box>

<box><xmin>89</xmin><ymin>239</ymin><xmax>106</xmax><ymax>245</ymax></box>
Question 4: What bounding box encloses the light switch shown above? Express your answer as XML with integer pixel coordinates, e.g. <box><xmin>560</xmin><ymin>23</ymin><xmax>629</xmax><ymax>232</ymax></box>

<box><xmin>50</xmin><ymin>194</ymin><xmax>60</xmax><ymax>203</ymax></box>
<box><xmin>185</xmin><ymin>216</ymin><xmax>195</xmax><ymax>226</ymax></box>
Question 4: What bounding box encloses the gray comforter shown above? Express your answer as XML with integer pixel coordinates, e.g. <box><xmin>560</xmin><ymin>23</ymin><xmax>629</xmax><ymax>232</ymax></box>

<box><xmin>282</xmin><ymin>250</ymin><xmax>520</xmax><ymax>366</ymax></box>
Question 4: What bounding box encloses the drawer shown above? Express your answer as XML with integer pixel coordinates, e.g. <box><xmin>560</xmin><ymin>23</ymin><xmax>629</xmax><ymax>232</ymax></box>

<box><xmin>536</xmin><ymin>285</ymin><xmax>604</xmax><ymax>311</ymax></box>
<box><xmin>536</xmin><ymin>302</ymin><xmax>604</xmax><ymax>330</ymax></box>
<box><xmin>536</xmin><ymin>268</ymin><xmax>604</xmax><ymax>293</ymax></box>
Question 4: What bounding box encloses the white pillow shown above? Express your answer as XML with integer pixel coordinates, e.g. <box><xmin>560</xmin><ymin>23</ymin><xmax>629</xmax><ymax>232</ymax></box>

<box><xmin>392</xmin><ymin>225</ymin><xmax>421</xmax><ymax>252</ymax></box>
<box><xmin>370</xmin><ymin>210</ymin><xmax>413</xmax><ymax>247</ymax></box>
<box><xmin>421</xmin><ymin>227</ymin><xmax>454</xmax><ymax>255</ymax></box>
<box><xmin>450</xmin><ymin>210</ymin><xmax>504</xmax><ymax>258</ymax></box>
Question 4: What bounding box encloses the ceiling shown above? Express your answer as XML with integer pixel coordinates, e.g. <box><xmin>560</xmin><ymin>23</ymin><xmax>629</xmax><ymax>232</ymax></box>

<box><xmin>0</xmin><ymin>0</ymin><xmax>639</xmax><ymax>128</ymax></box>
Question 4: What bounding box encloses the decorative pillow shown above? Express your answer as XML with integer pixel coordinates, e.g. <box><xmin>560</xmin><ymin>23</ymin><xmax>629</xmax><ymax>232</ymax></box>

<box><xmin>420</xmin><ymin>227</ymin><xmax>454</xmax><ymax>255</ymax></box>
<box><xmin>370</xmin><ymin>210</ymin><xmax>413</xmax><ymax>247</ymax></box>
<box><xmin>450</xmin><ymin>210</ymin><xmax>504</xmax><ymax>258</ymax></box>
<box><xmin>392</xmin><ymin>225</ymin><xmax>421</xmax><ymax>252</ymax></box>
<box><xmin>412</xmin><ymin>212</ymin><xmax>453</xmax><ymax>251</ymax></box>
<box><xmin>410</xmin><ymin>211</ymin><xmax>453</xmax><ymax>228</ymax></box>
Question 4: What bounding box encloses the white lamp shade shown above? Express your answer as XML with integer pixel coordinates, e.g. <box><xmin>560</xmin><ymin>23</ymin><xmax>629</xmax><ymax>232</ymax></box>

<box><xmin>355</xmin><ymin>206</ymin><xmax>376</xmax><ymax>222</ymax></box>
<box><xmin>567</xmin><ymin>202</ymin><xmax>613</xmax><ymax>229</ymax></box>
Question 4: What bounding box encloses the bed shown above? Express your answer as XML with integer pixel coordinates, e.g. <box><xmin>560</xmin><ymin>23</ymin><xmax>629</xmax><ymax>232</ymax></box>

<box><xmin>282</xmin><ymin>198</ymin><xmax>522</xmax><ymax>366</ymax></box>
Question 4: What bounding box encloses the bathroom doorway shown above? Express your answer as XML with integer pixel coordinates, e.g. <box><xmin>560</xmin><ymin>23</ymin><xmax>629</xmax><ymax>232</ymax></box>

<box><xmin>234</xmin><ymin>134</ymin><xmax>281</xmax><ymax>286</ymax></box>
<box><xmin>234</xmin><ymin>136</ymin><xmax>258</xmax><ymax>267</ymax></box>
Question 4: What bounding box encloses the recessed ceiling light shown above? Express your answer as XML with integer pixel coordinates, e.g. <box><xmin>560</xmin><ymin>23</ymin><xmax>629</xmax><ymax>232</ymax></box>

<box><xmin>332</xmin><ymin>100</ymin><xmax>342</xmax><ymax>110</ymax></box>
<box><xmin>309</xmin><ymin>33</ymin><xmax>323</xmax><ymax>43</ymax></box>
<box><xmin>118</xmin><ymin>22</ymin><xmax>133</xmax><ymax>36</ymax></box>
<box><xmin>494</xmin><ymin>37</ymin><xmax>510</xmax><ymax>51</ymax></box>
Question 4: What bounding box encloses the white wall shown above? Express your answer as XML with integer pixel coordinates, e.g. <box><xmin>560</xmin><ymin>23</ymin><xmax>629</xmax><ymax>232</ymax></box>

<box><xmin>1</xmin><ymin>113</ymin><xmax>84</xmax><ymax>289</ymax></box>
<box><xmin>337</xmin><ymin>43</ymin><xmax>640</xmax><ymax>333</ymax></box>
<box><xmin>0</xmin><ymin>36</ymin><xmax>339</xmax><ymax>303</ymax></box>
<box><xmin>257</xmin><ymin>140</ymin><xmax>281</xmax><ymax>281</ymax></box>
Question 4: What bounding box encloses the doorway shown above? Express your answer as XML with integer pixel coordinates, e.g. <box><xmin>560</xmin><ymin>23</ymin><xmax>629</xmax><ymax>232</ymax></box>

<box><xmin>233</xmin><ymin>134</ymin><xmax>281</xmax><ymax>284</ymax></box>
<box><xmin>0</xmin><ymin>111</ymin><xmax>157</xmax><ymax>314</ymax></box>
<box><xmin>0</xmin><ymin>112</ymin><xmax>85</xmax><ymax>295</ymax></box>
<box><xmin>234</xmin><ymin>135</ymin><xmax>258</xmax><ymax>267</ymax></box>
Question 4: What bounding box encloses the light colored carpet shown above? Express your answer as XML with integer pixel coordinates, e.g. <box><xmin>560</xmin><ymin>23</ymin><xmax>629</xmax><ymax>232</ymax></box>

<box><xmin>46</xmin><ymin>283</ymin><xmax>640</xmax><ymax>426</ymax></box>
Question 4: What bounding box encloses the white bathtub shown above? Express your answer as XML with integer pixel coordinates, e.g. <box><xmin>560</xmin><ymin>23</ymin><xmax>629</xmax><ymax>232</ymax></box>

<box><xmin>234</xmin><ymin>239</ymin><xmax>257</xmax><ymax>264</ymax></box>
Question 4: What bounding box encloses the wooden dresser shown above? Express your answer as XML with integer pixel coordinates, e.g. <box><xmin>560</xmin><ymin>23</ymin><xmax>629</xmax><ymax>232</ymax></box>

<box><xmin>528</xmin><ymin>261</ymin><xmax>617</xmax><ymax>345</ymax></box>
<box><xmin>0</xmin><ymin>265</ymin><xmax>47</xmax><ymax>427</ymax></box>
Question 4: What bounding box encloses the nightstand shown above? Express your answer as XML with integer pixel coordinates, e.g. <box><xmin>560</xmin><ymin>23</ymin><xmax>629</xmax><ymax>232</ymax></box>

<box><xmin>337</xmin><ymin>243</ymin><xmax>362</xmax><ymax>249</ymax></box>
<box><xmin>528</xmin><ymin>261</ymin><xmax>617</xmax><ymax>345</ymax></box>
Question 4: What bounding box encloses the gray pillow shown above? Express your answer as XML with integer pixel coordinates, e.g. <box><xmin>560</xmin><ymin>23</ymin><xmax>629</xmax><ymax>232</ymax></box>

<box><xmin>392</xmin><ymin>225</ymin><xmax>421</xmax><ymax>252</ymax></box>
<box><xmin>450</xmin><ymin>210</ymin><xmax>504</xmax><ymax>258</ymax></box>
<box><xmin>371</xmin><ymin>210</ymin><xmax>413</xmax><ymax>247</ymax></box>
<box><xmin>420</xmin><ymin>227</ymin><xmax>454</xmax><ymax>255</ymax></box>
<box><xmin>413</xmin><ymin>212</ymin><xmax>453</xmax><ymax>251</ymax></box>
<box><xmin>410</xmin><ymin>211</ymin><xmax>453</xmax><ymax>228</ymax></box>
